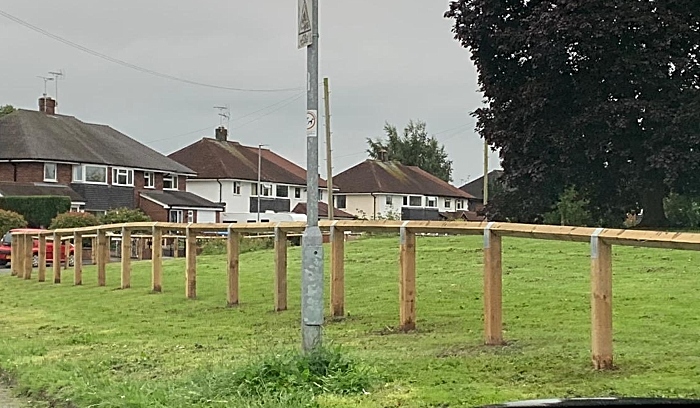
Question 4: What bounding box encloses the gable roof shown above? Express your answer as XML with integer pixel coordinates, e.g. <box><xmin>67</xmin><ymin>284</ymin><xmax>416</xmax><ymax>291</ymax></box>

<box><xmin>0</xmin><ymin>182</ymin><xmax>84</xmax><ymax>202</ymax></box>
<box><xmin>459</xmin><ymin>170</ymin><xmax>504</xmax><ymax>200</ymax></box>
<box><xmin>140</xmin><ymin>190</ymin><xmax>224</xmax><ymax>210</ymax></box>
<box><xmin>0</xmin><ymin>109</ymin><xmax>194</xmax><ymax>174</ymax></box>
<box><xmin>292</xmin><ymin>202</ymin><xmax>355</xmax><ymax>219</ymax></box>
<box><xmin>333</xmin><ymin>160</ymin><xmax>473</xmax><ymax>199</ymax></box>
<box><xmin>168</xmin><ymin>138</ymin><xmax>328</xmax><ymax>188</ymax></box>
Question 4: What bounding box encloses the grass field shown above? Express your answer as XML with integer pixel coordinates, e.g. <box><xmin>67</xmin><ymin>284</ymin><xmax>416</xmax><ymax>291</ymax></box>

<box><xmin>1</xmin><ymin>235</ymin><xmax>699</xmax><ymax>407</ymax></box>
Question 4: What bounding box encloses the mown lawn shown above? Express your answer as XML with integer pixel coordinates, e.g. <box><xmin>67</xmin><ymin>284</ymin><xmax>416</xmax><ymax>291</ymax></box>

<box><xmin>0</xmin><ymin>235</ymin><xmax>699</xmax><ymax>407</ymax></box>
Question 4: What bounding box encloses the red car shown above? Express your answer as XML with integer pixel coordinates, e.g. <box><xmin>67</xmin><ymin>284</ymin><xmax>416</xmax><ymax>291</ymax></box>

<box><xmin>0</xmin><ymin>228</ymin><xmax>74</xmax><ymax>268</ymax></box>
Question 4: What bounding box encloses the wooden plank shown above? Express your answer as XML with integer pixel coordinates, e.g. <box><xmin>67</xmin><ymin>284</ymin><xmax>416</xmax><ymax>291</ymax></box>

<box><xmin>90</xmin><ymin>237</ymin><xmax>96</xmax><ymax>264</ymax></box>
<box><xmin>23</xmin><ymin>234</ymin><xmax>32</xmax><ymax>280</ymax></box>
<box><xmin>38</xmin><ymin>234</ymin><xmax>47</xmax><ymax>282</ymax></box>
<box><xmin>491</xmin><ymin>223</ymin><xmax>597</xmax><ymax>243</ymax></box>
<box><xmin>173</xmin><ymin>237</ymin><xmax>179</xmax><ymax>258</ymax></box>
<box><xmin>483</xmin><ymin>226</ymin><xmax>504</xmax><ymax>345</ymax></box>
<box><xmin>151</xmin><ymin>226</ymin><xmax>163</xmax><ymax>292</ymax></box>
<box><xmin>121</xmin><ymin>227</ymin><xmax>131</xmax><ymax>289</ymax></box>
<box><xmin>10</xmin><ymin>233</ymin><xmax>17</xmax><ymax>276</ymax></box>
<box><xmin>591</xmin><ymin>230</ymin><xmax>614</xmax><ymax>370</ymax></box>
<box><xmin>274</xmin><ymin>227</ymin><xmax>288</xmax><ymax>311</ymax></box>
<box><xmin>227</xmin><ymin>231</ymin><xmax>240</xmax><ymax>306</ymax></box>
<box><xmin>185</xmin><ymin>228</ymin><xmax>197</xmax><ymax>299</ymax></box>
<box><xmin>14</xmin><ymin>233</ymin><xmax>24</xmax><ymax>278</ymax></box>
<box><xmin>399</xmin><ymin>226</ymin><xmax>416</xmax><ymax>331</ymax></box>
<box><xmin>52</xmin><ymin>233</ymin><xmax>61</xmax><ymax>284</ymax></box>
<box><xmin>330</xmin><ymin>226</ymin><xmax>345</xmax><ymax>318</ymax></box>
<box><xmin>97</xmin><ymin>229</ymin><xmax>107</xmax><ymax>286</ymax></box>
<box><xmin>73</xmin><ymin>232</ymin><xmax>83</xmax><ymax>285</ymax></box>
<box><xmin>63</xmin><ymin>236</ymin><xmax>70</xmax><ymax>271</ymax></box>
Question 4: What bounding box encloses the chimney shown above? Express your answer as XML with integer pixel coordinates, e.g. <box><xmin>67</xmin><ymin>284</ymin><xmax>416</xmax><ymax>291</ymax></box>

<box><xmin>378</xmin><ymin>149</ymin><xmax>388</xmax><ymax>162</ymax></box>
<box><xmin>215</xmin><ymin>126</ymin><xmax>228</xmax><ymax>141</ymax></box>
<box><xmin>38</xmin><ymin>96</ymin><xmax>56</xmax><ymax>115</ymax></box>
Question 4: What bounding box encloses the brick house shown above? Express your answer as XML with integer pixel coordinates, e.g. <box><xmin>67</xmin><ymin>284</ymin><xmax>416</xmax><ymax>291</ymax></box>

<box><xmin>0</xmin><ymin>97</ymin><xmax>223</xmax><ymax>223</ymax></box>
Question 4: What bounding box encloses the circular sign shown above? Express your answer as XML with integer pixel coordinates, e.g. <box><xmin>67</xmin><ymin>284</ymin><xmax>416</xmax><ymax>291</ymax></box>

<box><xmin>307</xmin><ymin>111</ymin><xmax>317</xmax><ymax>131</ymax></box>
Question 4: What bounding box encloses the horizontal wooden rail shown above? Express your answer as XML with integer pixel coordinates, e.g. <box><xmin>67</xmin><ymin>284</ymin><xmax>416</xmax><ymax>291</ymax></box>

<box><xmin>11</xmin><ymin>219</ymin><xmax>700</xmax><ymax>372</ymax></box>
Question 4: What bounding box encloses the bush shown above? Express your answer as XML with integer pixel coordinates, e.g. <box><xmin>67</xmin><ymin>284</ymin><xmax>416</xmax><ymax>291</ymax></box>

<box><xmin>0</xmin><ymin>196</ymin><xmax>71</xmax><ymax>228</ymax></box>
<box><xmin>199</xmin><ymin>236</ymin><xmax>276</xmax><ymax>256</ymax></box>
<box><xmin>664</xmin><ymin>193</ymin><xmax>700</xmax><ymax>229</ymax></box>
<box><xmin>100</xmin><ymin>208</ymin><xmax>151</xmax><ymax>225</ymax></box>
<box><xmin>0</xmin><ymin>209</ymin><xmax>28</xmax><ymax>237</ymax></box>
<box><xmin>49</xmin><ymin>212</ymin><xmax>100</xmax><ymax>230</ymax></box>
<box><xmin>542</xmin><ymin>186</ymin><xmax>593</xmax><ymax>226</ymax></box>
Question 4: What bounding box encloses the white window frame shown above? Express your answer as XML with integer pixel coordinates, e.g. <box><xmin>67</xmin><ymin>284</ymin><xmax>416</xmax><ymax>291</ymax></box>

<box><xmin>251</xmin><ymin>182</ymin><xmax>258</xmax><ymax>196</ymax></box>
<box><xmin>445</xmin><ymin>198</ymin><xmax>452</xmax><ymax>209</ymax></box>
<box><xmin>163</xmin><ymin>174</ymin><xmax>178</xmax><ymax>190</ymax></box>
<box><xmin>336</xmin><ymin>195</ymin><xmax>347</xmax><ymax>209</ymax></box>
<box><xmin>294</xmin><ymin>187</ymin><xmax>301</xmax><ymax>199</ymax></box>
<box><xmin>43</xmin><ymin>162</ymin><xmax>57</xmax><ymax>182</ymax></box>
<box><xmin>72</xmin><ymin>165</ymin><xmax>83</xmax><ymax>182</ymax></box>
<box><xmin>187</xmin><ymin>210</ymin><xmax>194</xmax><ymax>223</ymax></box>
<box><xmin>426</xmin><ymin>197</ymin><xmax>438</xmax><ymax>208</ymax></box>
<box><xmin>112</xmin><ymin>167</ymin><xmax>134</xmax><ymax>187</ymax></box>
<box><xmin>456</xmin><ymin>199</ymin><xmax>465</xmax><ymax>210</ymax></box>
<box><xmin>261</xmin><ymin>184</ymin><xmax>272</xmax><ymax>197</ymax></box>
<box><xmin>385</xmin><ymin>195</ymin><xmax>393</xmax><ymax>206</ymax></box>
<box><xmin>408</xmin><ymin>196</ymin><xmax>422</xmax><ymax>207</ymax></box>
<box><xmin>84</xmin><ymin>165</ymin><xmax>108</xmax><ymax>184</ymax></box>
<box><xmin>276</xmin><ymin>185</ymin><xmax>289</xmax><ymax>198</ymax></box>
<box><xmin>232</xmin><ymin>181</ymin><xmax>241</xmax><ymax>195</ymax></box>
<box><xmin>169</xmin><ymin>210</ymin><xmax>183</xmax><ymax>223</ymax></box>
<box><xmin>144</xmin><ymin>171</ymin><xmax>155</xmax><ymax>189</ymax></box>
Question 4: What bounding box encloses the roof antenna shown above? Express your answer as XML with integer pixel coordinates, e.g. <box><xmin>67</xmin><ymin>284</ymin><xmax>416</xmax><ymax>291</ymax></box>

<box><xmin>48</xmin><ymin>70</ymin><xmax>65</xmax><ymax>113</ymax></box>
<box><xmin>36</xmin><ymin>76</ymin><xmax>54</xmax><ymax>112</ymax></box>
<box><xmin>214</xmin><ymin>105</ymin><xmax>230</xmax><ymax>129</ymax></box>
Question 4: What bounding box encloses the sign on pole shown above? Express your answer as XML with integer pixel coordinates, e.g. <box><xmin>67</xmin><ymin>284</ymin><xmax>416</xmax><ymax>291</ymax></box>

<box><xmin>306</xmin><ymin>110</ymin><xmax>318</xmax><ymax>137</ymax></box>
<box><xmin>298</xmin><ymin>0</ymin><xmax>312</xmax><ymax>49</ymax></box>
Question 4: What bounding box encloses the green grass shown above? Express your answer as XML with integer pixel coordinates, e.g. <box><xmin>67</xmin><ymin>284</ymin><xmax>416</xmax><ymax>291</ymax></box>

<box><xmin>1</xmin><ymin>235</ymin><xmax>700</xmax><ymax>407</ymax></box>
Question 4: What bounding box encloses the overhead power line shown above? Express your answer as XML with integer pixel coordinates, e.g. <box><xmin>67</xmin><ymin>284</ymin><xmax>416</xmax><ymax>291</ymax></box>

<box><xmin>0</xmin><ymin>8</ymin><xmax>303</xmax><ymax>93</ymax></box>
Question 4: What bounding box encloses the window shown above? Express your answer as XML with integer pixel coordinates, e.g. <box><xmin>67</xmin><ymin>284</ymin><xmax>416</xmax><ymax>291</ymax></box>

<box><xmin>232</xmin><ymin>181</ymin><xmax>241</xmax><ymax>195</ymax></box>
<box><xmin>445</xmin><ymin>198</ymin><xmax>451</xmax><ymax>209</ymax></box>
<box><xmin>112</xmin><ymin>168</ymin><xmax>134</xmax><ymax>186</ymax></box>
<box><xmin>70</xmin><ymin>204</ymin><xmax>84</xmax><ymax>213</ymax></box>
<box><xmin>144</xmin><ymin>172</ymin><xmax>154</xmax><ymax>188</ymax></box>
<box><xmin>84</xmin><ymin>165</ymin><xmax>107</xmax><ymax>183</ymax></box>
<box><xmin>163</xmin><ymin>174</ymin><xmax>178</xmax><ymax>190</ymax></box>
<box><xmin>294</xmin><ymin>187</ymin><xmax>301</xmax><ymax>199</ymax></box>
<box><xmin>385</xmin><ymin>195</ymin><xmax>393</xmax><ymax>206</ymax></box>
<box><xmin>336</xmin><ymin>195</ymin><xmax>347</xmax><ymax>209</ymax></box>
<box><xmin>319</xmin><ymin>190</ymin><xmax>323</xmax><ymax>201</ymax></box>
<box><xmin>456</xmin><ymin>200</ymin><xmax>464</xmax><ymax>210</ymax></box>
<box><xmin>169</xmin><ymin>210</ymin><xmax>183</xmax><ymax>223</ymax></box>
<box><xmin>43</xmin><ymin>162</ymin><xmax>57</xmax><ymax>182</ymax></box>
<box><xmin>187</xmin><ymin>210</ymin><xmax>194</xmax><ymax>223</ymax></box>
<box><xmin>72</xmin><ymin>165</ymin><xmax>83</xmax><ymax>182</ymax></box>
<box><xmin>409</xmin><ymin>196</ymin><xmax>422</xmax><ymax>206</ymax></box>
<box><xmin>426</xmin><ymin>197</ymin><xmax>437</xmax><ymax>208</ymax></box>
<box><xmin>251</xmin><ymin>182</ymin><xmax>258</xmax><ymax>196</ymax></box>
<box><xmin>276</xmin><ymin>185</ymin><xmax>289</xmax><ymax>198</ymax></box>
<box><xmin>403</xmin><ymin>196</ymin><xmax>408</xmax><ymax>206</ymax></box>
<box><xmin>261</xmin><ymin>184</ymin><xmax>272</xmax><ymax>197</ymax></box>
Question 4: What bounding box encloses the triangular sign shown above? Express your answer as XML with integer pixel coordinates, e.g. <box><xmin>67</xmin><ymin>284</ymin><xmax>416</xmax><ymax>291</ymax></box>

<box><xmin>299</xmin><ymin>0</ymin><xmax>311</xmax><ymax>33</ymax></box>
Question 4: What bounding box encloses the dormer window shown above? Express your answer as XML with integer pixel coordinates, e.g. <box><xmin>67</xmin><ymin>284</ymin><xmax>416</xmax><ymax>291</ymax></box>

<box><xmin>163</xmin><ymin>174</ymin><xmax>178</xmax><ymax>190</ymax></box>
<box><xmin>43</xmin><ymin>162</ymin><xmax>57</xmax><ymax>182</ymax></box>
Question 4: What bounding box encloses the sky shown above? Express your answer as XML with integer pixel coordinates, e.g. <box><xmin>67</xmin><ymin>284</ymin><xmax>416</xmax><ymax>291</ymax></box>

<box><xmin>0</xmin><ymin>0</ymin><xmax>500</xmax><ymax>187</ymax></box>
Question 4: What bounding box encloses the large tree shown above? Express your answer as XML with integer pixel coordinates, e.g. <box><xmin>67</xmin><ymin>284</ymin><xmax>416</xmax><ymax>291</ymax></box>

<box><xmin>446</xmin><ymin>0</ymin><xmax>700</xmax><ymax>227</ymax></box>
<box><xmin>367</xmin><ymin>120</ymin><xmax>453</xmax><ymax>182</ymax></box>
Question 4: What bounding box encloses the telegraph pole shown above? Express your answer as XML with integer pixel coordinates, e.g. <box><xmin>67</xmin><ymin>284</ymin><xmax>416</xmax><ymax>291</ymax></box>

<box><xmin>323</xmin><ymin>77</ymin><xmax>334</xmax><ymax>220</ymax></box>
<box><xmin>483</xmin><ymin>139</ymin><xmax>489</xmax><ymax>206</ymax></box>
<box><xmin>299</xmin><ymin>0</ymin><xmax>323</xmax><ymax>351</ymax></box>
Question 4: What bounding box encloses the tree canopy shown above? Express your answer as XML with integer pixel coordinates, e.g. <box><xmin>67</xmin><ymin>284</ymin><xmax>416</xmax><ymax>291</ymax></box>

<box><xmin>366</xmin><ymin>120</ymin><xmax>453</xmax><ymax>182</ymax></box>
<box><xmin>0</xmin><ymin>105</ymin><xmax>15</xmax><ymax>118</ymax></box>
<box><xmin>446</xmin><ymin>0</ymin><xmax>700</xmax><ymax>227</ymax></box>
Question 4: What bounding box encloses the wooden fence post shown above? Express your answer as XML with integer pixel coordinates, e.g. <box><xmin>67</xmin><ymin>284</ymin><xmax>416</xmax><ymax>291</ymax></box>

<box><xmin>91</xmin><ymin>237</ymin><xmax>96</xmax><ymax>264</ymax></box>
<box><xmin>38</xmin><ymin>234</ymin><xmax>47</xmax><ymax>282</ymax></box>
<box><xmin>10</xmin><ymin>233</ymin><xmax>17</xmax><ymax>276</ymax></box>
<box><xmin>399</xmin><ymin>223</ymin><xmax>416</xmax><ymax>331</ymax></box>
<box><xmin>23</xmin><ymin>233</ymin><xmax>32</xmax><ymax>280</ymax></box>
<box><xmin>52</xmin><ymin>232</ymin><xmax>61</xmax><ymax>283</ymax></box>
<box><xmin>74</xmin><ymin>232</ymin><xmax>83</xmax><ymax>285</ymax></box>
<box><xmin>186</xmin><ymin>228</ymin><xmax>196</xmax><ymax>299</ymax></box>
<box><xmin>152</xmin><ymin>226</ymin><xmax>163</xmax><ymax>292</ymax></box>
<box><xmin>227</xmin><ymin>229</ymin><xmax>240</xmax><ymax>306</ymax></box>
<box><xmin>274</xmin><ymin>227</ymin><xmax>287</xmax><ymax>311</ymax></box>
<box><xmin>14</xmin><ymin>233</ymin><xmax>23</xmax><ymax>278</ymax></box>
<box><xmin>63</xmin><ymin>236</ymin><xmax>70</xmax><ymax>271</ymax></box>
<box><xmin>330</xmin><ymin>224</ymin><xmax>345</xmax><ymax>318</ymax></box>
<box><xmin>484</xmin><ymin>222</ymin><xmax>504</xmax><ymax>345</ymax></box>
<box><xmin>173</xmin><ymin>238</ymin><xmax>179</xmax><ymax>258</ymax></box>
<box><xmin>97</xmin><ymin>229</ymin><xmax>107</xmax><ymax>286</ymax></box>
<box><xmin>121</xmin><ymin>227</ymin><xmax>131</xmax><ymax>289</ymax></box>
<box><xmin>591</xmin><ymin>228</ymin><xmax>613</xmax><ymax>370</ymax></box>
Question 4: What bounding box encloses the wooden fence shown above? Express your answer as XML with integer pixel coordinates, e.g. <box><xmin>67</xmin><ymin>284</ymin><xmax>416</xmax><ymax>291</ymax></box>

<box><xmin>8</xmin><ymin>220</ymin><xmax>700</xmax><ymax>370</ymax></box>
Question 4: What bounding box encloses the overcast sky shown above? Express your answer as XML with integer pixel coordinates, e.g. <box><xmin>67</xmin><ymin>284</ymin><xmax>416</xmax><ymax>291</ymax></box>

<box><xmin>0</xmin><ymin>0</ymin><xmax>500</xmax><ymax>186</ymax></box>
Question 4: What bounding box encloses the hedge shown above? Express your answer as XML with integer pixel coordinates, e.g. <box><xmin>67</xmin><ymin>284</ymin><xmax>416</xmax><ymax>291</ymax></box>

<box><xmin>0</xmin><ymin>196</ymin><xmax>71</xmax><ymax>228</ymax></box>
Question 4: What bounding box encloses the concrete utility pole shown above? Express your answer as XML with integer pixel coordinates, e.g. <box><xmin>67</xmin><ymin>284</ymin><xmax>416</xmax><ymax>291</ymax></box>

<box><xmin>323</xmin><ymin>77</ymin><xmax>334</xmax><ymax>220</ymax></box>
<box><xmin>299</xmin><ymin>0</ymin><xmax>323</xmax><ymax>351</ymax></box>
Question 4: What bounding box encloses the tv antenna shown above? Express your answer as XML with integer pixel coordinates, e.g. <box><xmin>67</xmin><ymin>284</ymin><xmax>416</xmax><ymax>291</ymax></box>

<box><xmin>214</xmin><ymin>105</ymin><xmax>230</xmax><ymax>129</ymax></box>
<box><xmin>48</xmin><ymin>69</ymin><xmax>65</xmax><ymax>113</ymax></box>
<box><xmin>37</xmin><ymin>76</ymin><xmax>54</xmax><ymax>112</ymax></box>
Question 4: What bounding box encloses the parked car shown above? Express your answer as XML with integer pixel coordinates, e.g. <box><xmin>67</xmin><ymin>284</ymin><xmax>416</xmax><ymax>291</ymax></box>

<box><xmin>0</xmin><ymin>228</ymin><xmax>74</xmax><ymax>268</ymax></box>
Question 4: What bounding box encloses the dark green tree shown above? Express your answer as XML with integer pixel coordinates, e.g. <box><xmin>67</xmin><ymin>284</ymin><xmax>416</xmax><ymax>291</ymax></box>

<box><xmin>366</xmin><ymin>120</ymin><xmax>453</xmax><ymax>182</ymax></box>
<box><xmin>446</xmin><ymin>0</ymin><xmax>700</xmax><ymax>227</ymax></box>
<box><xmin>0</xmin><ymin>105</ymin><xmax>15</xmax><ymax>118</ymax></box>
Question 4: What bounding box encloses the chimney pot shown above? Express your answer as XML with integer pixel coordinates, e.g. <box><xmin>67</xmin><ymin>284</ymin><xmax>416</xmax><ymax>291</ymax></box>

<box><xmin>379</xmin><ymin>149</ymin><xmax>388</xmax><ymax>162</ymax></box>
<box><xmin>215</xmin><ymin>126</ymin><xmax>228</xmax><ymax>141</ymax></box>
<box><xmin>38</xmin><ymin>97</ymin><xmax>56</xmax><ymax>115</ymax></box>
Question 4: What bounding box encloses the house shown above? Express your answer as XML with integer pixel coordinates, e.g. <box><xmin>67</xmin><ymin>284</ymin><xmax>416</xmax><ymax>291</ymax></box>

<box><xmin>167</xmin><ymin>127</ymin><xmax>348</xmax><ymax>222</ymax></box>
<box><xmin>333</xmin><ymin>157</ymin><xmax>475</xmax><ymax>220</ymax></box>
<box><xmin>0</xmin><ymin>96</ymin><xmax>223</xmax><ymax>223</ymax></box>
<box><xmin>459</xmin><ymin>169</ymin><xmax>504</xmax><ymax>212</ymax></box>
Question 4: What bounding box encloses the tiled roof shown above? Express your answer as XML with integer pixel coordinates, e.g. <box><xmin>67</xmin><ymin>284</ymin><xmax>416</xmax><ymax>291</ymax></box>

<box><xmin>0</xmin><ymin>109</ymin><xmax>194</xmax><ymax>174</ymax></box>
<box><xmin>140</xmin><ymin>190</ymin><xmax>224</xmax><ymax>210</ymax></box>
<box><xmin>459</xmin><ymin>170</ymin><xmax>504</xmax><ymax>200</ymax></box>
<box><xmin>0</xmin><ymin>182</ymin><xmax>84</xmax><ymax>202</ymax></box>
<box><xmin>334</xmin><ymin>160</ymin><xmax>473</xmax><ymax>199</ymax></box>
<box><xmin>292</xmin><ymin>202</ymin><xmax>355</xmax><ymax>219</ymax></box>
<box><xmin>168</xmin><ymin>138</ymin><xmax>328</xmax><ymax>187</ymax></box>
